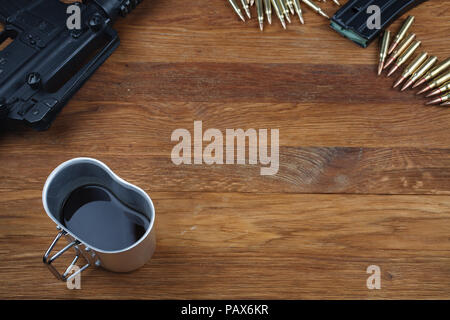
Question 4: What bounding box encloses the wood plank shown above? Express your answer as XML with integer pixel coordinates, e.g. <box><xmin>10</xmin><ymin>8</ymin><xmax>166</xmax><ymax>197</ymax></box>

<box><xmin>69</xmin><ymin>62</ymin><xmax>431</xmax><ymax>104</ymax></box>
<box><xmin>0</xmin><ymin>193</ymin><xmax>449</xmax><ymax>299</ymax></box>
<box><xmin>2</xmin><ymin>97</ymin><xmax>450</xmax><ymax>149</ymax></box>
<box><xmin>0</xmin><ymin>148</ymin><xmax>449</xmax><ymax>195</ymax></box>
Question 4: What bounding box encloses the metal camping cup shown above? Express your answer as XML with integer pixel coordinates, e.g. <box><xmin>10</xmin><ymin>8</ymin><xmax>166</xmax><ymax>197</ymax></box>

<box><xmin>42</xmin><ymin>158</ymin><xmax>156</xmax><ymax>281</ymax></box>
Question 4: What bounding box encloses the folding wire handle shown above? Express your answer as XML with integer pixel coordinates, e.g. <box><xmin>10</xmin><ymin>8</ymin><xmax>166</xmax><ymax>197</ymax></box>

<box><xmin>43</xmin><ymin>229</ymin><xmax>90</xmax><ymax>282</ymax></box>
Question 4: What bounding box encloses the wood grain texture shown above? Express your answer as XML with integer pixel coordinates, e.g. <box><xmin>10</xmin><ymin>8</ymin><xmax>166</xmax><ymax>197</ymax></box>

<box><xmin>1</xmin><ymin>193</ymin><xmax>450</xmax><ymax>299</ymax></box>
<box><xmin>0</xmin><ymin>0</ymin><xmax>449</xmax><ymax>299</ymax></box>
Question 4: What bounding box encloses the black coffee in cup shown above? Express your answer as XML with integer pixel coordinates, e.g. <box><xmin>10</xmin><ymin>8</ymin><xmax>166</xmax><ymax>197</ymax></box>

<box><xmin>43</xmin><ymin>158</ymin><xmax>156</xmax><ymax>281</ymax></box>
<box><xmin>61</xmin><ymin>185</ymin><xmax>150</xmax><ymax>251</ymax></box>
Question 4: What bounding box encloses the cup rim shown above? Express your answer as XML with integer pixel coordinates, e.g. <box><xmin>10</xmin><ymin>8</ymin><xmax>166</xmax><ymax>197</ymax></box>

<box><xmin>42</xmin><ymin>157</ymin><xmax>156</xmax><ymax>254</ymax></box>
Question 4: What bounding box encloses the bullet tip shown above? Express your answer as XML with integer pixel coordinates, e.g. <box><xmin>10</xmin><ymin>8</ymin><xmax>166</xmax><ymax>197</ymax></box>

<box><xmin>401</xmin><ymin>79</ymin><xmax>413</xmax><ymax>91</ymax></box>
<box><xmin>299</xmin><ymin>15</ymin><xmax>304</xmax><ymax>24</ymax></box>
<box><xmin>425</xmin><ymin>89</ymin><xmax>440</xmax><ymax>98</ymax></box>
<box><xmin>393</xmin><ymin>76</ymin><xmax>405</xmax><ymax>88</ymax></box>
<box><xmin>412</xmin><ymin>78</ymin><xmax>426</xmax><ymax>88</ymax></box>
<box><xmin>425</xmin><ymin>99</ymin><xmax>440</xmax><ymax>105</ymax></box>
<box><xmin>319</xmin><ymin>11</ymin><xmax>329</xmax><ymax>19</ymax></box>
<box><xmin>378</xmin><ymin>61</ymin><xmax>384</xmax><ymax>75</ymax></box>
<box><xmin>237</xmin><ymin>10</ymin><xmax>246</xmax><ymax>22</ymax></box>
<box><xmin>387</xmin><ymin>64</ymin><xmax>399</xmax><ymax>77</ymax></box>
<box><xmin>416</xmin><ymin>85</ymin><xmax>431</xmax><ymax>95</ymax></box>
<box><xmin>388</xmin><ymin>41</ymin><xmax>398</xmax><ymax>55</ymax></box>
<box><xmin>244</xmin><ymin>7</ymin><xmax>251</xmax><ymax>19</ymax></box>
<box><xmin>384</xmin><ymin>57</ymin><xmax>394</xmax><ymax>70</ymax></box>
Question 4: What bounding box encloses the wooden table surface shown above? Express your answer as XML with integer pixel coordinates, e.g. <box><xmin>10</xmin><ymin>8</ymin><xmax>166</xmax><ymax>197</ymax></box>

<box><xmin>1</xmin><ymin>0</ymin><xmax>450</xmax><ymax>299</ymax></box>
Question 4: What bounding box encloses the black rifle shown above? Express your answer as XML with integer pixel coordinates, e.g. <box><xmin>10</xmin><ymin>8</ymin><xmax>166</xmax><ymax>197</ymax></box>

<box><xmin>0</xmin><ymin>0</ymin><xmax>142</xmax><ymax>131</ymax></box>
